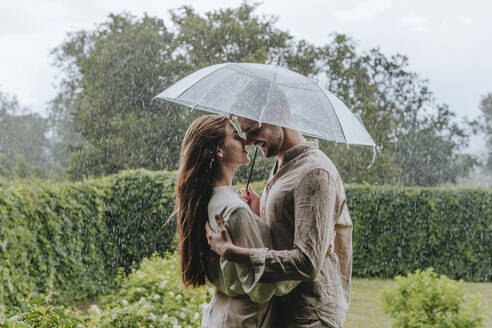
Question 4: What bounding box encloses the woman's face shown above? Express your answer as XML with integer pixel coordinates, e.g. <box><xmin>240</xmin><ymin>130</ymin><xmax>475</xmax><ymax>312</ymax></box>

<box><xmin>219</xmin><ymin>120</ymin><xmax>249</xmax><ymax>166</ymax></box>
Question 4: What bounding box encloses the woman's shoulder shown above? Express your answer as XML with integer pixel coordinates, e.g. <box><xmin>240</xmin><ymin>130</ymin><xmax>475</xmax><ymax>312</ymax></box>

<box><xmin>209</xmin><ymin>187</ymin><xmax>248</xmax><ymax>210</ymax></box>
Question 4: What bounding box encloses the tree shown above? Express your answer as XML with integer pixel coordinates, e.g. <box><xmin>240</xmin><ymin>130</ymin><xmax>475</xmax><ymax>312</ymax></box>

<box><xmin>169</xmin><ymin>4</ymin><xmax>292</xmax><ymax>67</ymax></box>
<box><xmin>480</xmin><ymin>93</ymin><xmax>492</xmax><ymax>172</ymax></box>
<box><xmin>51</xmin><ymin>4</ymin><xmax>292</xmax><ymax>180</ymax></box>
<box><xmin>49</xmin><ymin>4</ymin><xmax>476</xmax><ymax>185</ymax></box>
<box><xmin>0</xmin><ymin>91</ymin><xmax>50</xmax><ymax>169</ymax></box>
<box><xmin>51</xmin><ymin>13</ymin><xmax>188</xmax><ymax>179</ymax></box>
<box><xmin>285</xmin><ymin>34</ymin><xmax>476</xmax><ymax>185</ymax></box>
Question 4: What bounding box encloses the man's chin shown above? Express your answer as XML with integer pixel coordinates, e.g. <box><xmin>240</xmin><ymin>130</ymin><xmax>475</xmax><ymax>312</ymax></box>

<box><xmin>264</xmin><ymin>147</ymin><xmax>278</xmax><ymax>158</ymax></box>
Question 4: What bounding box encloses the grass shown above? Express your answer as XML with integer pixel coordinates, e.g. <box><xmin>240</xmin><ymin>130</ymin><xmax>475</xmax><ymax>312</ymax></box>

<box><xmin>345</xmin><ymin>278</ymin><xmax>492</xmax><ymax>328</ymax></box>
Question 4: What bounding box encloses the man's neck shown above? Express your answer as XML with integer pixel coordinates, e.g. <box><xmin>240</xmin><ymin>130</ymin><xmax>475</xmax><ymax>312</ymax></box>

<box><xmin>276</xmin><ymin>129</ymin><xmax>306</xmax><ymax>165</ymax></box>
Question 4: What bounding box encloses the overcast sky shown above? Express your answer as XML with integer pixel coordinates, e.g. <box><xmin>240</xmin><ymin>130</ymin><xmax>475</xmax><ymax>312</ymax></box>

<box><xmin>1</xmin><ymin>0</ymin><xmax>490</xmax><ymax>154</ymax></box>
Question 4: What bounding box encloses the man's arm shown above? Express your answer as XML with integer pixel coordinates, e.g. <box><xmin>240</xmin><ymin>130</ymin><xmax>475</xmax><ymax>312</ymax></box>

<box><xmin>207</xmin><ymin>168</ymin><xmax>339</xmax><ymax>283</ymax></box>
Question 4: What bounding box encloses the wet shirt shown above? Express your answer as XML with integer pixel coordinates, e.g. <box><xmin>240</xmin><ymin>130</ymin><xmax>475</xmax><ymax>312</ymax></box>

<box><xmin>202</xmin><ymin>186</ymin><xmax>299</xmax><ymax>328</ymax></box>
<box><xmin>248</xmin><ymin>140</ymin><xmax>353</xmax><ymax>328</ymax></box>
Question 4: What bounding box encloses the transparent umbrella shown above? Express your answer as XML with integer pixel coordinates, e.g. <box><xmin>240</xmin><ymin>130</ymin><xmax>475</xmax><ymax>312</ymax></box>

<box><xmin>155</xmin><ymin>62</ymin><xmax>376</xmax><ymax>187</ymax></box>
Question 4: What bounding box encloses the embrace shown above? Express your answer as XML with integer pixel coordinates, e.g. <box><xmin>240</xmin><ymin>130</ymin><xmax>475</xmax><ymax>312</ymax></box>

<box><xmin>171</xmin><ymin>114</ymin><xmax>353</xmax><ymax>328</ymax></box>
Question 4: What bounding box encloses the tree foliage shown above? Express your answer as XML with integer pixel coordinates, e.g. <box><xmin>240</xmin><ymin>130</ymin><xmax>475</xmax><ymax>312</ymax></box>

<box><xmin>0</xmin><ymin>91</ymin><xmax>50</xmax><ymax>168</ymax></box>
<box><xmin>49</xmin><ymin>3</ymin><xmax>476</xmax><ymax>185</ymax></box>
<box><xmin>480</xmin><ymin>93</ymin><xmax>492</xmax><ymax>173</ymax></box>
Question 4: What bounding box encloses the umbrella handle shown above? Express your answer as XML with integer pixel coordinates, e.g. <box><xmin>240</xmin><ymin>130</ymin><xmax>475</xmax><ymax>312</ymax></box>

<box><xmin>245</xmin><ymin>147</ymin><xmax>258</xmax><ymax>193</ymax></box>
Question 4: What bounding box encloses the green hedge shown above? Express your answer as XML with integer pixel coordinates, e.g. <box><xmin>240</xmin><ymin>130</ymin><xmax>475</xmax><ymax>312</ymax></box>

<box><xmin>0</xmin><ymin>170</ymin><xmax>176</xmax><ymax>306</ymax></box>
<box><xmin>347</xmin><ymin>185</ymin><xmax>492</xmax><ymax>282</ymax></box>
<box><xmin>1</xmin><ymin>171</ymin><xmax>491</xmax><ymax>308</ymax></box>
<box><xmin>238</xmin><ymin>181</ymin><xmax>492</xmax><ymax>281</ymax></box>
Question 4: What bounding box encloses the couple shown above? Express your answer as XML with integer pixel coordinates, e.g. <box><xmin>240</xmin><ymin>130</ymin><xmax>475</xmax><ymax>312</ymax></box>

<box><xmin>172</xmin><ymin>114</ymin><xmax>352</xmax><ymax>327</ymax></box>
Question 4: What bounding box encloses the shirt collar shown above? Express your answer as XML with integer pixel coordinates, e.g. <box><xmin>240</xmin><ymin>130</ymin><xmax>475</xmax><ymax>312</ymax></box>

<box><xmin>278</xmin><ymin>139</ymin><xmax>319</xmax><ymax>169</ymax></box>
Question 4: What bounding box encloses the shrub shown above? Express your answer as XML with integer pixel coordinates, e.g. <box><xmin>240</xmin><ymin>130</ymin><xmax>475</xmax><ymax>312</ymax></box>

<box><xmin>1</xmin><ymin>170</ymin><xmax>491</xmax><ymax>310</ymax></box>
<box><xmin>0</xmin><ymin>292</ymin><xmax>87</xmax><ymax>328</ymax></box>
<box><xmin>0</xmin><ymin>178</ymin><xmax>111</xmax><ymax>306</ymax></box>
<box><xmin>87</xmin><ymin>253</ymin><xmax>213</xmax><ymax>328</ymax></box>
<box><xmin>381</xmin><ymin>268</ymin><xmax>483</xmax><ymax>328</ymax></box>
<box><xmin>0</xmin><ymin>170</ymin><xmax>176</xmax><ymax>306</ymax></box>
<box><xmin>100</xmin><ymin>170</ymin><xmax>177</xmax><ymax>274</ymax></box>
<box><xmin>347</xmin><ymin>185</ymin><xmax>492</xmax><ymax>281</ymax></box>
<box><xmin>243</xmin><ymin>182</ymin><xmax>492</xmax><ymax>282</ymax></box>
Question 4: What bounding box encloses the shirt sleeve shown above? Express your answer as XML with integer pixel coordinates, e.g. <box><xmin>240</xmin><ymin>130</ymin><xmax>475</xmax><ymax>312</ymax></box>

<box><xmin>216</xmin><ymin>207</ymin><xmax>299</xmax><ymax>303</ymax></box>
<box><xmin>248</xmin><ymin>168</ymin><xmax>339</xmax><ymax>283</ymax></box>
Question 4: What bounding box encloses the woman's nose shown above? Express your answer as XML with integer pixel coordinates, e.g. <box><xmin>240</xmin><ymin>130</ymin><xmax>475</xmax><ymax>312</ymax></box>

<box><xmin>242</xmin><ymin>136</ymin><xmax>254</xmax><ymax>146</ymax></box>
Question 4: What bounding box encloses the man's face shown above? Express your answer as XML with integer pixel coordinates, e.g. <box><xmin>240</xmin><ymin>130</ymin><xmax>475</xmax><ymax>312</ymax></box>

<box><xmin>236</xmin><ymin>116</ymin><xmax>284</xmax><ymax>158</ymax></box>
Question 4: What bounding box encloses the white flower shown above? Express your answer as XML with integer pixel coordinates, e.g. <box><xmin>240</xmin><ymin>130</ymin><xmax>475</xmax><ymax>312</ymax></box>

<box><xmin>152</xmin><ymin>294</ymin><xmax>161</xmax><ymax>301</ymax></box>
<box><xmin>162</xmin><ymin>314</ymin><xmax>169</xmax><ymax>321</ymax></box>
<box><xmin>148</xmin><ymin>313</ymin><xmax>157</xmax><ymax>321</ymax></box>
<box><xmin>121</xmin><ymin>299</ymin><xmax>128</xmax><ymax>306</ymax></box>
<box><xmin>89</xmin><ymin>305</ymin><xmax>101</xmax><ymax>315</ymax></box>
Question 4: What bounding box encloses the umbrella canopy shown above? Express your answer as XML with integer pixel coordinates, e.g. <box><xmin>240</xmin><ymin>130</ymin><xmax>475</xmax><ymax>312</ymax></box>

<box><xmin>155</xmin><ymin>62</ymin><xmax>375</xmax><ymax>147</ymax></box>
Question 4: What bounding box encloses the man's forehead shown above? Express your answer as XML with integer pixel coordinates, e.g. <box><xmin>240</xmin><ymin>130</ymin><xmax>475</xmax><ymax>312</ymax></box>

<box><xmin>236</xmin><ymin>116</ymin><xmax>259</xmax><ymax>131</ymax></box>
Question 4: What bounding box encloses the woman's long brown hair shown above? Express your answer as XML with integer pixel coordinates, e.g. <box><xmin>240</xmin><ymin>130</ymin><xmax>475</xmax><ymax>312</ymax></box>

<box><xmin>170</xmin><ymin>114</ymin><xmax>228</xmax><ymax>288</ymax></box>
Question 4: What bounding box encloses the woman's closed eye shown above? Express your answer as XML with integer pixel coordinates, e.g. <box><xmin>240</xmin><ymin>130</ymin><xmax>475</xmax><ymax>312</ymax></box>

<box><xmin>233</xmin><ymin>132</ymin><xmax>242</xmax><ymax>141</ymax></box>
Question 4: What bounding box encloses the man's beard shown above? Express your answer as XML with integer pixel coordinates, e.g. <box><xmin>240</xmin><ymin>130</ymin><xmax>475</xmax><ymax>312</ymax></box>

<box><xmin>265</xmin><ymin>142</ymin><xmax>280</xmax><ymax>158</ymax></box>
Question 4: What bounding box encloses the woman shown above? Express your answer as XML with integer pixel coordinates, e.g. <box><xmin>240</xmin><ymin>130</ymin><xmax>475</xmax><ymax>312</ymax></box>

<box><xmin>171</xmin><ymin>114</ymin><xmax>298</xmax><ymax>327</ymax></box>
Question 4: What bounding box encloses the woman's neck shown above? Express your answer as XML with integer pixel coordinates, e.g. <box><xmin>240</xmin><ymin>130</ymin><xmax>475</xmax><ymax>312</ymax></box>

<box><xmin>213</xmin><ymin>164</ymin><xmax>236</xmax><ymax>187</ymax></box>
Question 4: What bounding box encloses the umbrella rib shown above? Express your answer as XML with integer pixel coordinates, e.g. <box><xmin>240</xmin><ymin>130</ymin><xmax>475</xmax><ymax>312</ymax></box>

<box><xmin>228</xmin><ymin>64</ymin><xmax>268</xmax><ymax>81</ymax></box>
<box><xmin>258</xmin><ymin>65</ymin><xmax>279</xmax><ymax>125</ymax></box>
<box><xmin>315</xmin><ymin>83</ymin><xmax>348</xmax><ymax>144</ymax></box>
<box><xmin>275</xmin><ymin>83</ymin><xmax>320</xmax><ymax>91</ymax></box>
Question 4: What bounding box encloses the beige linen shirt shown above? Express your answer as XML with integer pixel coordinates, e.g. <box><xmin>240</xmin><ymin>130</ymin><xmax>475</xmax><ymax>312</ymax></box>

<box><xmin>202</xmin><ymin>186</ymin><xmax>299</xmax><ymax>328</ymax></box>
<box><xmin>248</xmin><ymin>140</ymin><xmax>353</xmax><ymax>328</ymax></box>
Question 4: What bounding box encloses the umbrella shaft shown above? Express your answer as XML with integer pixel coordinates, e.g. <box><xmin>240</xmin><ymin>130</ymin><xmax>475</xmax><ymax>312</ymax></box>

<box><xmin>246</xmin><ymin>147</ymin><xmax>258</xmax><ymax>192</ymax></box>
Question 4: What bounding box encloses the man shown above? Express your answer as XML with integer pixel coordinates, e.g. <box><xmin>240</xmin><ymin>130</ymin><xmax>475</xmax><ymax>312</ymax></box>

<box><xmin>206</xmin><ymin>116</ymin><xmax>353</xmax><ymax>328</ymax></box>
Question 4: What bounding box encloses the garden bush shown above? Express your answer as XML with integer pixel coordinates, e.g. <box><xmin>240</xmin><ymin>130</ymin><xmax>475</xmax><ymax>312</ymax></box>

<box><xmin>1</xmin><ymin>170</ymin><xmax>491</xmax><ymax>310</ymax></box>
<box><xmin>0</xmin><ymin>293</ymin><xmax>87</xmax><ymax>328</ymax></box>
<box><xmin>246</xmin><ymin>182</ymin><xmax>492</xmax><ymax>281</ymax></box>
<box><xmin>347</xmin><ymin>185</ymin><xmax>492</xmax><ymax>281</ymax></box>
<box><xmin>0</xmin><ymin>170</ymin><xmax>176</xmax><ymax>306</ymax></box>
<box><xmin>0</xmin><ymin>178</ymin><xmax>111</xmax><ymax>306</ymax></box>
<box><xmin>381</xmin><ymin>268</ymin><xmax>483</xmax><ymax>328</ymax></box>
<box><xmin>101</xmin><ymin>170</ymin><xmax>177</xmax><ymax>274</ymax></box>
<box><xmin>87</xmin><ymin>253</ymin><xmax>213</xmax><ymax>328</ymax></box>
